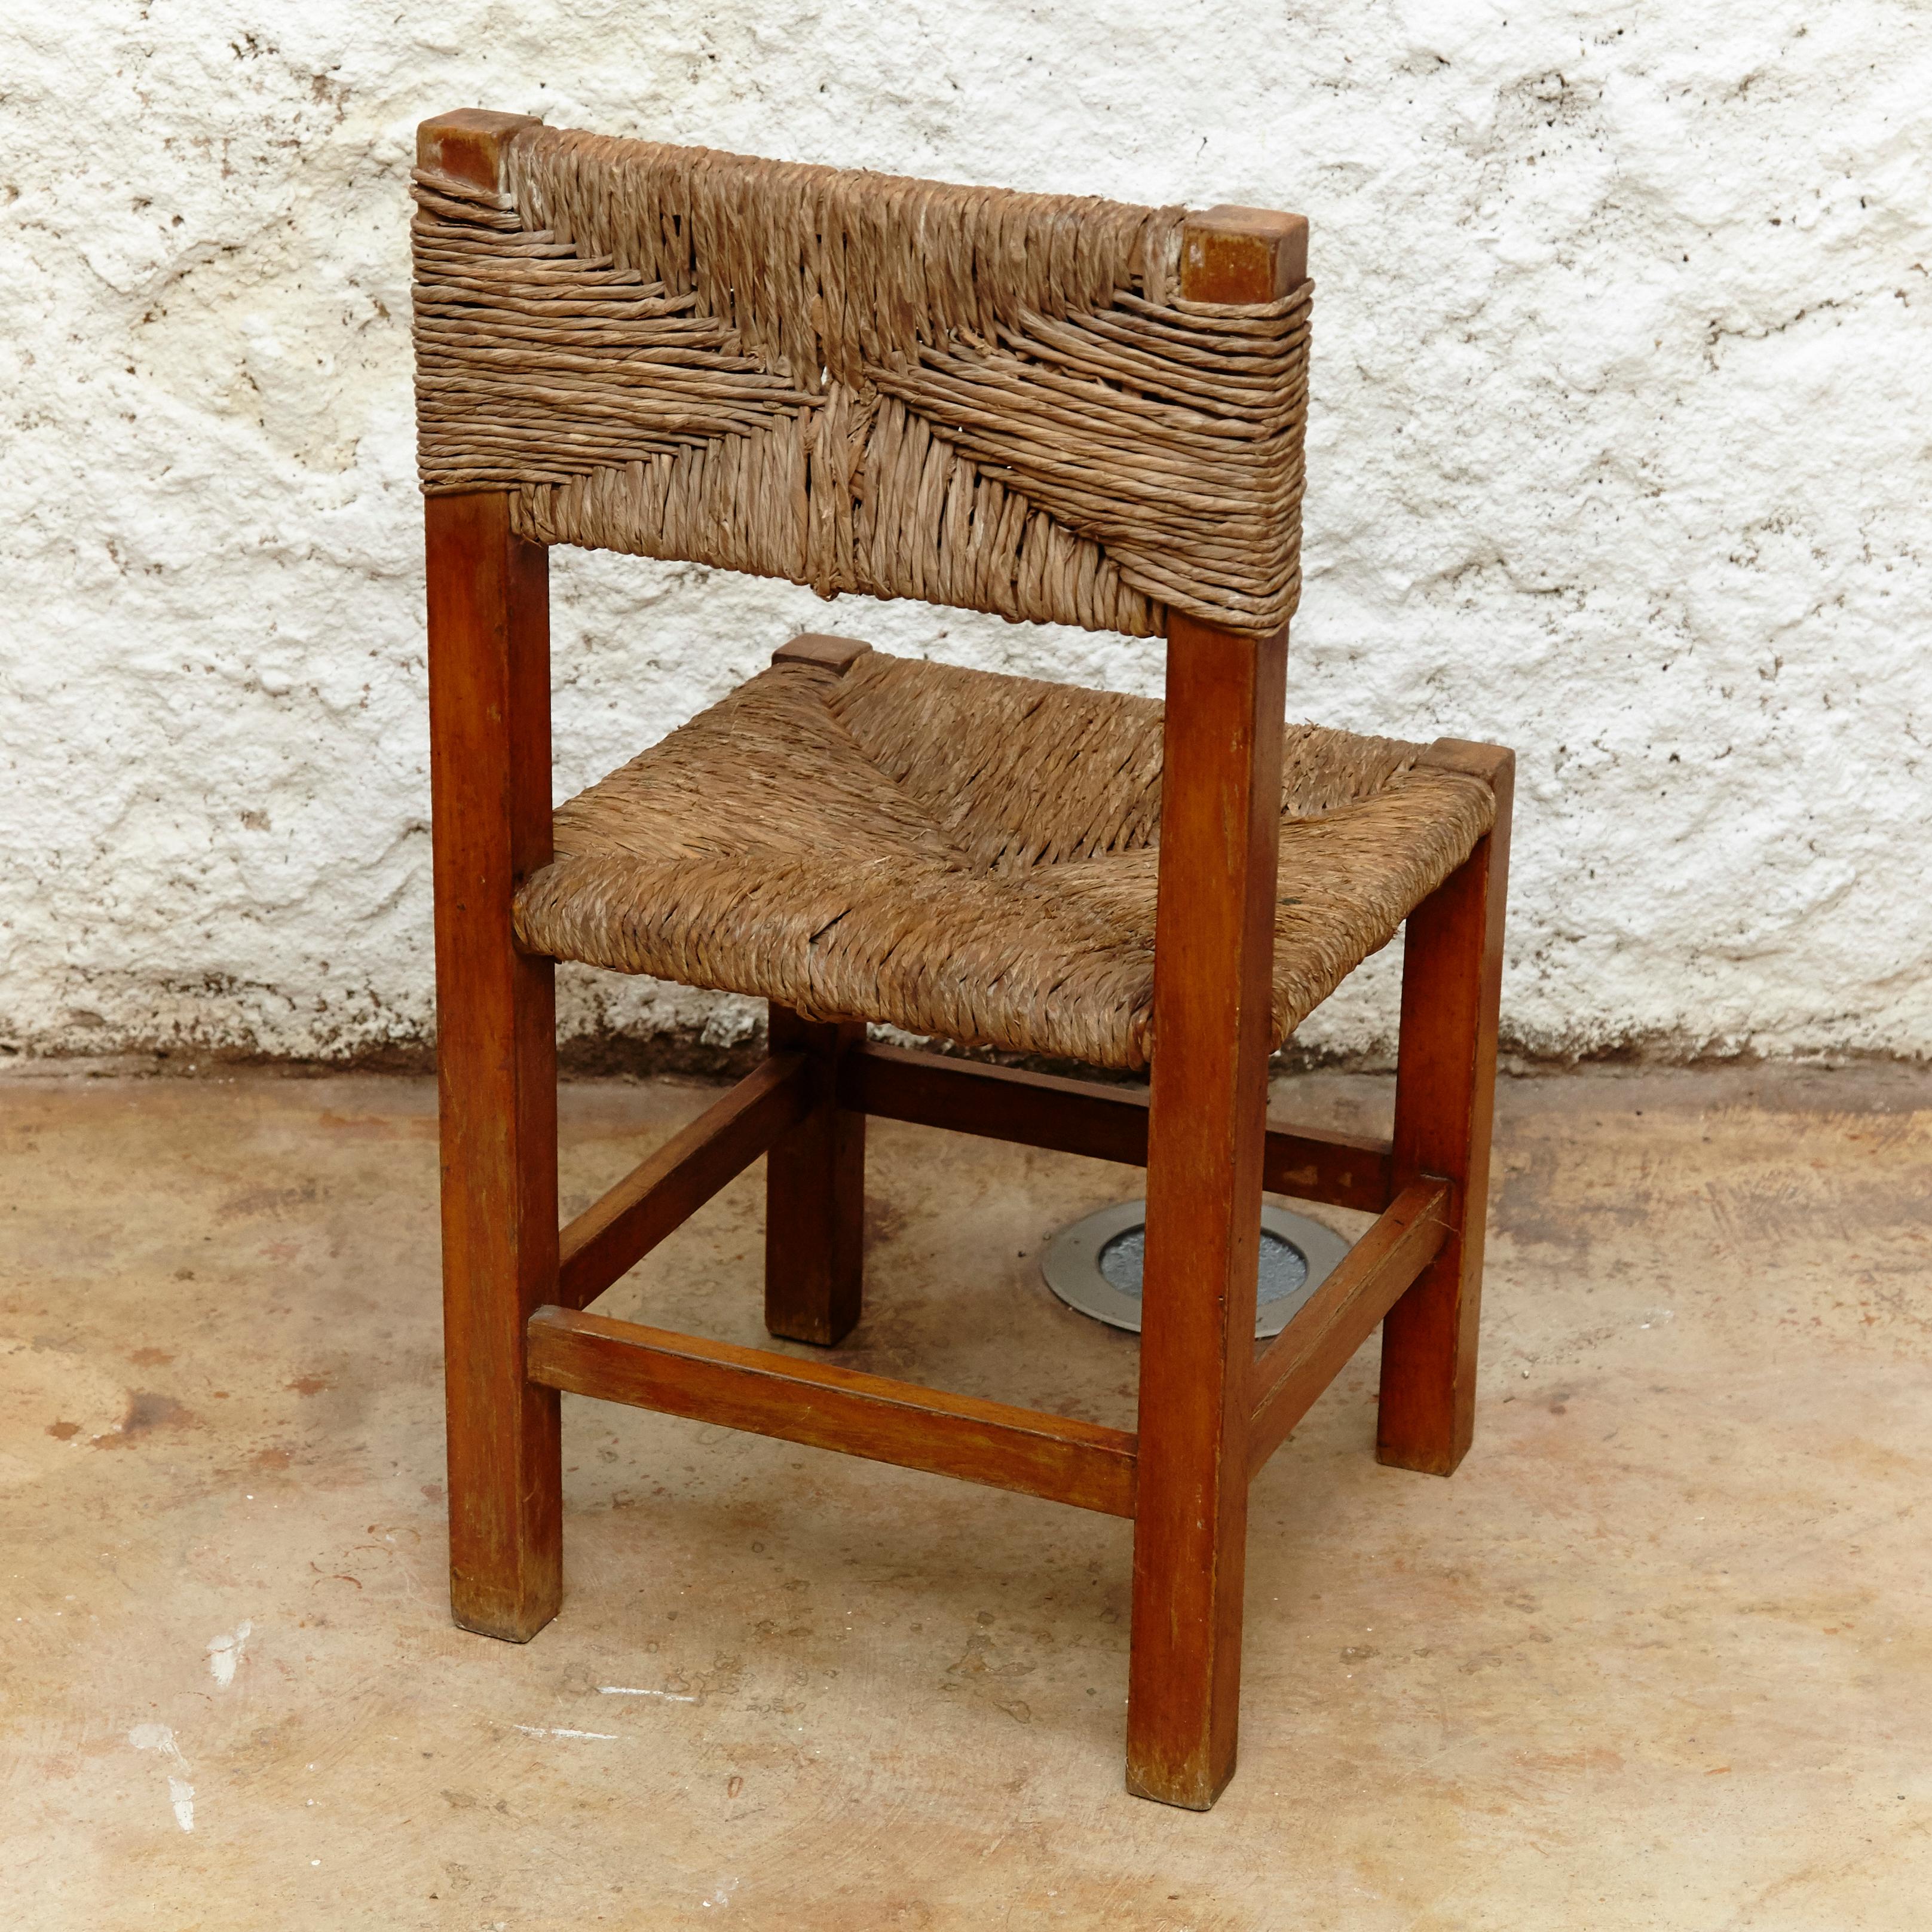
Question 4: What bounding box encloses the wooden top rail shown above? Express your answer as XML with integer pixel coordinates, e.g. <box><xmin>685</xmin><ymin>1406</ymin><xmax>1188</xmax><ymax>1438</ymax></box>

<box><xmin>528</xmin><ymin>1306</ymin><xmax>1138</xmax><ymax>1517</ymax></box>
<box><xmin>841</xmin><ymin>1042</ymin><xmax>1393</xmax><ymax>1214</ymax></box>
<box><xmin>1247</xmin><ymin>1180</ymin><xmax>1450</xmax><ymax>1479</ymax></box>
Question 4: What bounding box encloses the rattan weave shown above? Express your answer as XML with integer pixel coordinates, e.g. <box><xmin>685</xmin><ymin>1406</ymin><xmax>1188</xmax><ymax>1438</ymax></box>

<box><xmin>512</xmin><ymin>646</ymin><xmax>1496</xmax><ymax>1069</ymax></box>
<box><xmin>412</xmin><ymin>126</ymin><xmax>1310</xmax><ymax>636</ymax></box>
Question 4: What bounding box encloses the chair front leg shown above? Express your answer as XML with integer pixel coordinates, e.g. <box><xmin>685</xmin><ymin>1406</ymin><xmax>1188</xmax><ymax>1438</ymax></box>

<box><xmin>1377</xmin><ymin>742</ymin><xmax>1514</xmax><ymax>1475</ymax></box>
<box><xmin>428</xmin><ymin>488</ymin><xmax>564</xmax><ymax>1642</ymax></box>
<box><xmin>1126</xmin><ymin>615</ymin><xmax>1287</xmax><ymax>1810</ymax></box>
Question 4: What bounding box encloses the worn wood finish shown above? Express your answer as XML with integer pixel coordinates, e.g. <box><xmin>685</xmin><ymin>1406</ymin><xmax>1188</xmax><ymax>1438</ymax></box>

<box><xmin>1180</xmin><ymin>203</ymin><xmax>1310</xmax><ymax>299</ymax></box>
<box><xmin>770</xmin><ymin>632</ymin><xmax>873</xmax><ymax>673</ymax></box>
<box><xmin>422</xmin><ymin>111</ymin><xmax>562</xmax><ymax>1646</ymax></box>
<box><xmin>1247</xmin><ymin>1181</ymin><xmax>1449</xmax><ymax>1478</ymax></box>
<box><xmin>1125</xmin><ymin>205</ymin><xmax>1305</xmax><ymax>1811</ymax></box>
<box><xmin>557</xmin><ymin>1054</ymin><xmax>813</xmax><ymax>1311</ymax></box>
<box><xmin>415</xmin><ymin>125</ymin><xmax>1508</xmax><ymax>1812</ymax></box>
<box><xmin>1125</xmin><ymin>609</ymin><xmax>1286</xmax><ymax>1808</ymax></box>
<box><xmin>764</xmin><ymin>1006</ymin><xmax>868</xmax><ymax>1346</ymax></box>
<box><xmin>1377</xmin><ymin>741</ymin><xmax>1515</xmax><ymax>1475</ymax></box>
<box><xmin>841</xmin><ymin>1043</ymin><xmax>1394</xmax><ymax>1214</ymax></box>
<box><xmin>427</xmin><ymin>485</ymin><xmax>561</xmax><ymax>1643</ymax></box>
<box><xmin>418</xmin><ymin>108</ymin><xmax>539</xmax><ymax>192</ymax></box>
<box><xmin>527</xmin><ymin>1306</ymin><xmax>1138</xmax><ymax>1517</ymax></box>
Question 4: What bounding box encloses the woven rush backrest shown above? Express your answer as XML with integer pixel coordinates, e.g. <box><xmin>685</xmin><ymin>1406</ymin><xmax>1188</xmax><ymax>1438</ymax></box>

<box><xmin>412</xmin><ymin>122</ymin><xmax>1311</xmax><ymax>637</ymax></box>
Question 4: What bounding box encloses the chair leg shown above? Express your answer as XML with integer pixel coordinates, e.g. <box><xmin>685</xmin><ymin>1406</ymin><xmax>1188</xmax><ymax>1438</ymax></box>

<box><xmin>764</xmin><ymin>1004</ymin><xmax>867</xmax><ymax>1346</ymax></box>
<box><xmin>428</xmin><ymin>490</ymin><xmax>563</xmax><ymax>1642</ymax></box>
<box><xmin>1377</xmin><ymin>746</ymin><xmax>1514</xmax><ymax>1475</ymax></box>
<box><xmin>1126</xmin><ymin>615</ymin><xmax>1287</xmax><ymax>1810</ymax></box>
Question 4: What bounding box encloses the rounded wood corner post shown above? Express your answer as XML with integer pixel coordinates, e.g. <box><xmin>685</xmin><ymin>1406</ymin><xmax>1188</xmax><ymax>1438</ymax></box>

<box><xmin>421</xmin><ymin>107</ymin><xmax>562</xmax><ymax>1643</ymax></box>
<box><xmin>1125</xmin><ymin>205</ymin><xmax>1305</xmax><ymax>1811</ymax></box>
<box><xmin>417</xmin><ymin>108</ymin><xmax>542</xmax><ymax>190</ymax></box>
<box><xmin>1377</xmin><ymin>741</ymin><xmax>1514</xmax><ymax>1476</ymax></box>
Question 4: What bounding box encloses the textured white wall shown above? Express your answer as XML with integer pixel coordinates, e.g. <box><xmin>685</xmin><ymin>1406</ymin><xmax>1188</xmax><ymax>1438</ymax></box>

<box><xmin>4</xmin><ymin>1</ymin><xmax>1929</xmax><ymax>1066</ymax></box>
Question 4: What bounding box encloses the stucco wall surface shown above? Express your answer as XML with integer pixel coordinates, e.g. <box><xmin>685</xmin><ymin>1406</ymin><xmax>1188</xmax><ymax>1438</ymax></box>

<box><xmin>3</xmin><ymin>1</ymin><xmax>1929</xmax><ymax>1066</ymax></box>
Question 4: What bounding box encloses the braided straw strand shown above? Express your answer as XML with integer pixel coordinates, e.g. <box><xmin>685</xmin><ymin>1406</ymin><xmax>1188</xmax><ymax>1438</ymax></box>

<box><xmin>412</xmin><ymin>125</ymin><xmax>1311</xmax><ymax>636</ymax></box>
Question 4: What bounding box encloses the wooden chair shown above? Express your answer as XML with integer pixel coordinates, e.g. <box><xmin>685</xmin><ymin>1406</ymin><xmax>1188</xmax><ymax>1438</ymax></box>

<box><xmin>415</xmin><ymin>109</ymin><xmax>1512</xmax><ymax>1810</ymax></box>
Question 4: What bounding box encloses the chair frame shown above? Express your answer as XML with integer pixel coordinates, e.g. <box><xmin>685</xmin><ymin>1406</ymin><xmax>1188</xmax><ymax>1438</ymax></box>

<box><xmin>421</xmin><ymin>110</ymin><xmax>1513</xmax><ymax>1811</ymax></box>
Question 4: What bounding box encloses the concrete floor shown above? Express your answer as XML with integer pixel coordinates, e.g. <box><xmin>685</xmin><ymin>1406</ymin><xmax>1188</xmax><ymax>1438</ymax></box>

<box><xmin>1</xmin><ymin>1061</ymin><xmax>1927</xmax><ymax>1929</ymax></box>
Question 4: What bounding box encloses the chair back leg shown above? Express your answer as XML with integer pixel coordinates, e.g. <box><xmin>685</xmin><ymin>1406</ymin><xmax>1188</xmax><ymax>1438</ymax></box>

<box><xmin>1123</xmin><ymin>193</ymin><xmax>1305</xmax><ymax>1814</ymax></box>
<box><xmin>428</xmin><ymin>488</ymin><xmax>564</xmax><ymax>1641</ymax></box>
<box><xmin>1377</xmin><ymin>743</ymin><xmax>1515</xmax><ymax>1473</ymax></box>
<box><xmin>1126</xmin><ymin>613</ymin><xmax>1287</xmax><ymax>1809</ymax></box>
<box><xmin>763</xmin><ymin>1005</ymin><xmax>868</xmax><ymax>1346</ymax></box>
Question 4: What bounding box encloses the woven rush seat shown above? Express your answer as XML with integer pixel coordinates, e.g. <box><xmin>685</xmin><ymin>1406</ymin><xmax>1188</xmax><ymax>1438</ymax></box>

<box><xmin>513</xmin><ymin>641</ymin><xmax>1496</xmax><ymax>1069</ymax></box>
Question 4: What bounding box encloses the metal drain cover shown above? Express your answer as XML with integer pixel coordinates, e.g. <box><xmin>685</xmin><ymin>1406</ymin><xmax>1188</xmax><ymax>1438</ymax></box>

<box><xmin>1040</xmin><ymin>1200</ymin><xmax>1352</xmax><ymax>1338</ymax></box>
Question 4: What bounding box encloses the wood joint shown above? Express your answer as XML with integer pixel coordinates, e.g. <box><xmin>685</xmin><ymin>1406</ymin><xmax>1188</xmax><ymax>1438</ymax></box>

<box><xmin>841</xmin><ymin>1043</ymin><xmax>1394</xmax><ymax>1214</ymax></box>
<box><xmin>526</xmin><ymin>1306</ymin><xmax>1138</xmax><ymax>1517</ymax></box>
<box><xmin>1246</xmin><ymin>1180</ymin><xmax>1451</xmax><ymax>1480</ymax></box>
<box><xmin>417</xmin><ymin>109</ymin><xmax>541</xmax><ymax>192</ymax></box>
<box><xmin>557</xmin><ymin>1054</ymin><xmax>813</xmax><ymax>1309</ymax></box>
<box><xmin>1415</xmin><ymin>739</ymin><xmax>1515</xmax><ymax>794</ymax></box>
<box><xmin>1181</xmin><ymin>205</ymin><xmax>1309</xmax><ymax>302</ymax></box>
<box><xmin>770</xmin><ymin>633</ymin><xmax>873</xmax><ymax>675</ymax></box>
